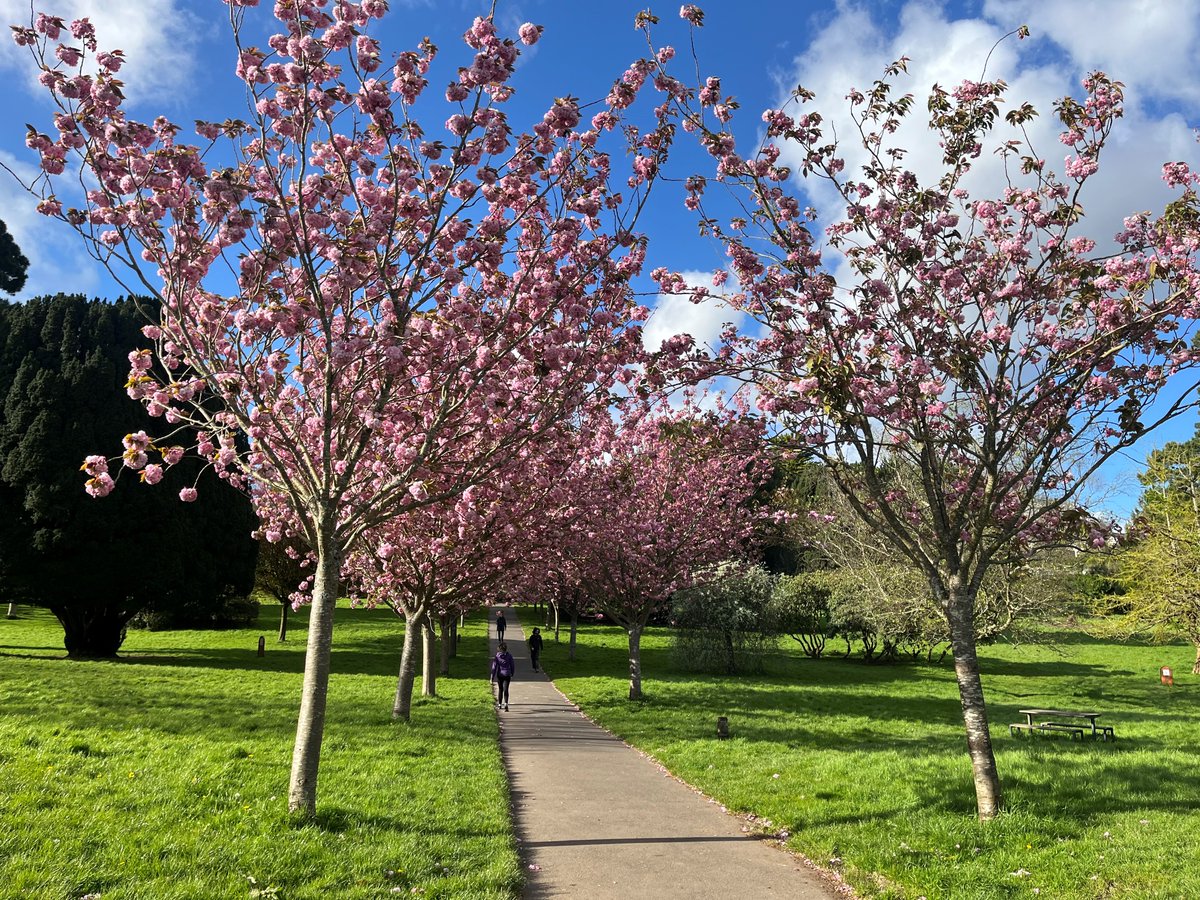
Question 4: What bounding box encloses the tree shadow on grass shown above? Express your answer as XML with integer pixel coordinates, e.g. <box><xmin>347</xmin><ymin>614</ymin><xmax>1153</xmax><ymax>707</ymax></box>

<box><xmin>309</xmin><ymin>804</ymin><xmax>510</xmax><ymax>840</ymax></box>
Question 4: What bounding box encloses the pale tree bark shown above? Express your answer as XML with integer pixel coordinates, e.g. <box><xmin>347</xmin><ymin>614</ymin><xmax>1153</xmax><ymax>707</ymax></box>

<box><xmin>393</xmin><ymin>608</ymin><xmax>424</xmax><ymax>721</ymax></box>
<box><xmin>945</xmin><ymin>586</ymin><xmax>1003</xmax><ymax>820</ymax></box>
<box><xmin>439</xmin><ymin>613</ymin><xmax>451</xmax><ymax>675</ymax></box>
<box><xmin>6</xmin><ymin>602</ymin><xmax>16</xmax><ymax>619</ymax></box>
<box><xmin>287</xmin><ymin>537</ymin><xmax>341</xmax><ymax>817</ymax></box>
<box><xmin>1193</xmin><ymin>640</ymin><xmax>1200</xmax><ymax>675</ymax></box>
<box><xmin>421</xmin><ymin>616</ymin><xmax>438</xmax><ymax>697</ymax></box>
<box><xmin>550</xmin><ymin>599</ymin><xmax>560</xmax><ymax>640</ymax></box>
<box><xmin>627</xmin><ymin>625</ymin><xmax>643</xmax><ymax>700</ymax></box>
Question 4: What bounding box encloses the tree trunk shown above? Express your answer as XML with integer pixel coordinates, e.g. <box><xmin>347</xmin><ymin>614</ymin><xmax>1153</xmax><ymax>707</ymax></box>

<box><xmin>393</xmin><ymin>609</ymin><xmax>423</xmax><ymax>721</ymax></box>
<box><xmin>278</xmin><ymin>601</ymin><xmax>289</xmax><ymax>642</ymax></box>
<box><xmin>1193</xmin><ymin>641</ymin><xmax>1200</xmax><ymax>675</ymax></box>
<box><xmin>627</xmin><ymin>625</ymin><xmax>643</xmax><ymax>700</ymax></box>
<box><xmin>449</xmin><ymin>616</ymin><xmax>458</xmax><ymax>657</ymax></box>
<box><xmin>439</xmin><ymin>613</ymin><xmax>451</xmax><ymax>675</ymax></box>
<box><xmin>946</xmin><ymin>587</ymin><xmax>1003</xmax><ymax>820</ymax></box>
<box><xmin>6</xmin><ymin>601</ymin><xmax>16</xmax><ymax>619</ymax></box>
<box><xmin>287</xmin><ymin>541</ymin><xmax>340</xmax><ymax>818</ymax></box>
<box><xmin>421</xmin><ymin>616</ymin><xmax>438</xmax><ymax>697</ymax></box>
<box><xmin>52</xmin><ymin>604</ymin><xmax>129</xmax><ymax>658</ymax></box>
<box><xmin>569</xmin><ymin>609</ymin><xmax>578</xmax><ymax>661</ymax></box>
<box><xmin>551</xmin><ymin>600</ymin><xmax>560</xmax><ymax>641</ymax></box>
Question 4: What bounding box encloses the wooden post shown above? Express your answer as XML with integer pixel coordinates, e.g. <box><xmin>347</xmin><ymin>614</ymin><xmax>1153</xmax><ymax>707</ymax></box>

<box><xmin>257</xmin><ymin>635</ymin><xmax>266</xmax><ymax>657</ymax></box>
<box><xmin>1160</xmin><ymin>665</ymin><xmax>1174</xmax><ymax>686</ymax></box>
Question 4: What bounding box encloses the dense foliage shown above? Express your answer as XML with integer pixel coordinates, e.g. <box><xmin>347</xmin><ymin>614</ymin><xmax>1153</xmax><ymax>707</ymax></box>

<box><xmin>0</xmin><ymin>295</ymin><xmax>256</xmax><ymax>656</ymax></box>
<box><xmin>671</xmin><ymin>563</ymin><xmax>776</xmax><ymax>674</ymax></box>
<box><xmin>0</xmin><ymin>218</ymin><xmax>28</xmax><ymax>296</ymax></box>
<box><xmin>1113</xmin><ymin>430</ymin><xmax>1200</xmax><ymax>672</ymax></box>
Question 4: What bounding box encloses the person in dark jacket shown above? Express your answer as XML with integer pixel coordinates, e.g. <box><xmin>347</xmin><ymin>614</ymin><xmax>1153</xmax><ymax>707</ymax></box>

<box><xmin>495</xmin><ymin>610</ymin><xmax>507</xmax><ymax>640</ymax></box>
<box><xmin>490</xmin><ymin>641</ymin><xmax>515</xmax><ymax>710</ymax></box>
<box><xmin>528</xmin><ymin>626</ymin><xmax>544</xmax><ymax>671</ymax></box>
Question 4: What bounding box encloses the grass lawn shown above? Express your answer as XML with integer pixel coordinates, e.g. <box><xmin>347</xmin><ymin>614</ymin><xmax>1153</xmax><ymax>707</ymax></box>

<box><xmin>0</xmin><ymin>604</ymin><xmax>518</xmax><ymax>900</ymax></box>
<box><xmin>538</xmin><ymin>618</ymin><xmax>1200</xmax><ymax>899</ymax></box>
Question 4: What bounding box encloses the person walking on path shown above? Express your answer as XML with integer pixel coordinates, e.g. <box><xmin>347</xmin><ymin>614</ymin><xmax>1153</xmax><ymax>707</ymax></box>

<box><xmin>495</xmin><ymin>609</ymin><xmax>507</xmax><ymax>640</ymax></box>
<box><xmin>528</xmin><ymin>626</ymin><xmax>544</xmax><ymax>671</ymax></box>
<box><xmin>490</xmin><ymin>641</ymin><xmax>515</xmax><ymax>711</ymax></box>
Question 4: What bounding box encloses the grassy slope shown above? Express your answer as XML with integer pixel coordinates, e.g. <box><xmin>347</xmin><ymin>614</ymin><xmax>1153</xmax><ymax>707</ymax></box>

<box><xmin>0</xmin><ymin>605</ymin><xmax>518</xmax><ymax>900</ymax></box>
<box><xmin>540</xmin><ymin>621</ymin><xmax>1199</xmax><ymax>899</ymax></box>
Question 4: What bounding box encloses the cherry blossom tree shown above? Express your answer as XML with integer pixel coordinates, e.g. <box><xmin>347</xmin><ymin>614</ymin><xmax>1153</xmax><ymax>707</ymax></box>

<box><xmin>8</xmin><ymin>3</ymin><xmax>679</xmax><ymax>816</ymax></box>
<box><xmin>657</xmin><ymin>11</ymin><xmax>1200</xmax><ymax>819</ymax></box>
<box><xmin>345</xmin><ymin>437</ymin><xmax>570</xmax><ymax>721</ymax></box>
<box><xmin>562</xmin><ymin>398</ymin><xmax>769</xmax><ymax>699</ymax></box>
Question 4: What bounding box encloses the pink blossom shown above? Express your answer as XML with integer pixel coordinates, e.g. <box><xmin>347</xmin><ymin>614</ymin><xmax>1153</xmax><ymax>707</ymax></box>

<box><xmin>179</xmin><ymin>487</ymin><xmax>198</xmax><ymax>503</ymax></box>
<box><xmin>518</xmin><ymin>23</ymin><xmax>542</xmax><ymax>46</ymax></box>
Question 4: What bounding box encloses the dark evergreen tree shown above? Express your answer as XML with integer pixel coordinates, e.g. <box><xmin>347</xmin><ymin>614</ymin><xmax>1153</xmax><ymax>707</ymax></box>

<box><xmin>0</xmin><ymin>295</ymin><xmax>257</xmax><ymax>657</ymax></box>
<box><xmin>0</xmin><ymin>219</ymin><xmax>29</xmax><ymax>296</ymax></box>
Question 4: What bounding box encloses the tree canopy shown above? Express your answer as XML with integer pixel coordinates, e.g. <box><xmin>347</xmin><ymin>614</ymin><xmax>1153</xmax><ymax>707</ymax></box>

<box><xmin>0</xmin><ymin>219</ymin><xmax>28</xmax><ymax>296</ymax></box>
<box><xmin>0</xmin><ymin>295</ymin><xmax>257</xmax><ymax>657</ymax></box>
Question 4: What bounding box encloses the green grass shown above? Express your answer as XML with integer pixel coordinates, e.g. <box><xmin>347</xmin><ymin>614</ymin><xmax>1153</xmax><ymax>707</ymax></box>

<box><xmin>538</xmin><ymin>619</ymin><xmax>1200</xmax><ymax>899</ymax></box>
<box><xmin>0</xmin><ymin>604</ymin><xmax>517</xmax><ymax>900</ymax></box>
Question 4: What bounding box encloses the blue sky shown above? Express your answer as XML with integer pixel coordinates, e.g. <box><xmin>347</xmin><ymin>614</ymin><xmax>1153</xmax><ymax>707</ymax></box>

<box><xmin>3</xmin><ymin>0</ymin><xmax>1200</xmax><ymax>517</ymax></box>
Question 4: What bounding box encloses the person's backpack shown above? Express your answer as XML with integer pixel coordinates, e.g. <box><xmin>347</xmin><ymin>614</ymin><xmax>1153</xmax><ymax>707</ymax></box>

<box><xmin>496</xmin><ymin>653</ymin><xmax>514</xmax><ymax>678</ymax></box>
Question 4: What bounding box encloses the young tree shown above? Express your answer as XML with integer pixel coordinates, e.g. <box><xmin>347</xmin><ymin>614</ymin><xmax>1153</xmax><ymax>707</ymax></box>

<box><xmin>255</xmin><ymin>538</ymin><xmax>311</xmax><ymax>642</ymax></box>
<box><xmin>0</xmin><ymin>295</ymin><xmax>256</xmax><ymax>656</ymax></box>
<box><xmin>1113</xmin><ymin>434</ymin><xmax>1200</xmax><ymax>673</ymax></box>
<box><xmin>656</xmin><ymin>13</ymin><xmax>1200</xmax><ymax>818</ymax></box>
<box><xmin>562</xmin><ymin>399</ymin><xmax>768</xmax><ymax>699</ymax></box>
<box><xmin>9</xmin><ymin>5</ymin><xmax>678</xmax><ymax>815</ymax></box>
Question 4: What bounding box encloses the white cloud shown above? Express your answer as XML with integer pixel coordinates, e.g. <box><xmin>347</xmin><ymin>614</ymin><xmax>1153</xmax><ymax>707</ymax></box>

<box><xmin>642</xmin><ymin>269</ymin><xmax>744</xmax><ymax>352</ymax></box>
<box><xmin>773</xmin><ymin>0</ymin><xmax>1198</xmax><ymax>261</ymax></box>
<box><xmin>0</xmin><ymin>0</ymin><xmax>209</xmax><ymax>107</ymax></box>
<box><xmin>985</xmin><ymin>0</ymin><xmax>1200</xmax><ymax>108</ymax></box>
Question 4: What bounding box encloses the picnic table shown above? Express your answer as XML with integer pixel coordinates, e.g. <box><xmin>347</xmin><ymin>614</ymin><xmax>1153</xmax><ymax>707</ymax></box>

<box><xmin>1010</xmin><ymin>708</ymin><xmax>1115</xmax><ymax>741</ymax></box>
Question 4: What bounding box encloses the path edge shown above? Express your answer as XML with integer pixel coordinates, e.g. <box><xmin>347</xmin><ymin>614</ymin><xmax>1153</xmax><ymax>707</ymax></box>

<box><xmin>532</xmin><ymin>664</ymin><xmax>862</xmax><ymax>899</ymax></box>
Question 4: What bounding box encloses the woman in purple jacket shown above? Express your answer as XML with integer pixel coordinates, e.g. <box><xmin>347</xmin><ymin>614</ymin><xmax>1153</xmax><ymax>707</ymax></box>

<box><xmin>490</xmin><ymin>642</ymin><xmax>515</xmax><ymax>711</ymax></box>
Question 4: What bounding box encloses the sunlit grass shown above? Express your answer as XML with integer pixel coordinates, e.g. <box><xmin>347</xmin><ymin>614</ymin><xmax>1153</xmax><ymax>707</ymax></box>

<box><xmin>0</xmin><ymin>605</ymin><xmax>518</xmax><ymax>900</ymax></box>
<box><xmin>539</xmin><ymin>619</ymin><xmax>1200</xmax><ymax>899</ymax></box>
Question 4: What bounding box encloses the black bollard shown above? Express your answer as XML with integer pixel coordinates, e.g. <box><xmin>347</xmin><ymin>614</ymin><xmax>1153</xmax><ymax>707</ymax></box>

<box><xmin>257</xmin><ymin>635</ymin><xmax>265</xmax><ymax>657</ymax></box>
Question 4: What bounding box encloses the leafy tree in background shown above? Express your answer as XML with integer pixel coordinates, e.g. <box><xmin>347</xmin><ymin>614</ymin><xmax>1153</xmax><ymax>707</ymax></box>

<box><xmin>671</xmin><ymin>562</ymin><xmax>776</xmax><ymax>675</ymax></box>
<box><xmin>0</xmin><ymin>219</ymin><xmax>28</xmax><ymax>296</ymax></box>
<box><xmin>1114</xmin><ymin>433</ymin><xmax>1200</xmax><ymax>673</ymax></box>
<box><xmin>0</xmin><ymin>295</ymin><xmax>256</xmax><ymax>657</ymax></box>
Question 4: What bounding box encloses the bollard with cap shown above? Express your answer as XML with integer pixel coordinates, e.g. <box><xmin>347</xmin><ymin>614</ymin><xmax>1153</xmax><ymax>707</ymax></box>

<box><xmin>716</xmin><ymin>716</ymin><xmax>729</xmax><ymax>739</ymax></box>
<box><xmin>1160</xmin><ymin>665</ymin><xmax>1174</xmax><ymax>686</ymax></box>
<box><xmin>257</xmin><ymin>635</ymin><xmax>266</xmax><ymax>657</ymax></box>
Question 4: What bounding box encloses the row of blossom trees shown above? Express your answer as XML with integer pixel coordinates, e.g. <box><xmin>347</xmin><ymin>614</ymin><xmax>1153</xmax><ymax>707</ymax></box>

<box><xmin>13</xmin><ymin>1</ymin><xmax>1200</xmax><ymax>827</ymax></box>
<box><xmin>7</xmin><ymin>1</ymin><xmax>768</xmax><ymax>816</ymax></box>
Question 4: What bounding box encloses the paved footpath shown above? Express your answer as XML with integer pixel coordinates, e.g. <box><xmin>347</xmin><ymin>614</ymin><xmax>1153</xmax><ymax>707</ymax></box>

<box><xmin>490</xmin><ymin>607</ymin><xmax>843</xmax><ymax>900</ymax></box>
